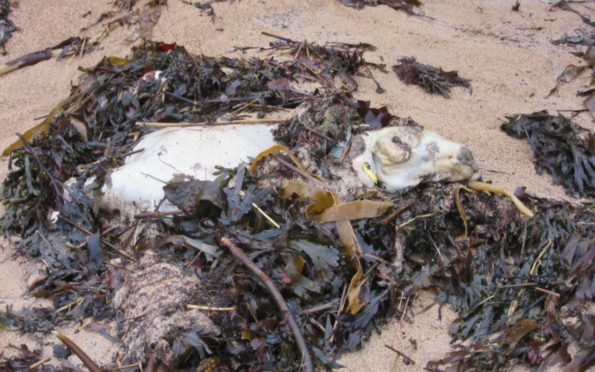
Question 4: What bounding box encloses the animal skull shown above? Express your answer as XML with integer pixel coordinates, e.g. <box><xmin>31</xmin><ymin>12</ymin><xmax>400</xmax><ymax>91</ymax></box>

<box><xmin>350</xmin><ymin>125</ymin><xmax>480</xmax><ymax>192</ymax></box>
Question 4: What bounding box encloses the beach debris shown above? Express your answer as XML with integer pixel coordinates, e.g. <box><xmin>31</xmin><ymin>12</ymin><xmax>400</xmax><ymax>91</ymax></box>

<box><xmin>221</xmin><ymin>237</ymin><xmax>314</xmax><ymax>372</ymax></box>
<box><xmin>55</xmin><ymin>332</ymin><xmax>102</xmax><ymax>372</ymax></box>
<box><xmin>339</xmin><ymin>0</ymin><xmax>422</xmax><ymax>15</ymax></box>
<box><xmin>551</xmin><ymin>1</ymin><xmax>594</xmax><ymax>26</ymax></box>
<box><xmin>1</xmin><ymin>38</ymin><xmax>593</xmax><ymax>371</ymax></box>
<box><xmin>501</xmin><ymin>111</ymin><xmax>594</xmax><ymax>198</ymax></box>
<box><xmin>261</xmin><ymin>31</ymin><xmax>382</xmax><ymax>93</ymax></box>
<box><xmin>393</xmin><ymin>57</ymin><xmax>471</xmax><ymax>98</ymax></box>
<box><xmin>512</xmin><ymin>0</ymin><xmax>520</xmax><ymax>12</ymax></box>
<box><xmin>0</xmin><ymin>305</ymin><xmax>54</xmax><ymax>333</ymax></box>
<box><xmin>0</xmin><ymin>344</ymin><xmax>44</xmax><ymax>370</ymax></box>
<box><xmin>0</xmin><ymin>1</ymin><xmax>168</xmax><ymax>77</ymax></box>
<box><xmin>0</xmin><ymin>0</ymin><xmax>16</xmax><ymax>55</ymax></box>
<box><xmin>546</xmin><ymin>63</ymin><xmax>588</xmax><ymax>97</ymax></box>
<box><xmin>551</xmin><ymin>28</ymin><xmax>595</xmax><ymax>48</ymax></box>
<box><xmin>182</xmin><ymin>0</ymin><xmax>234</xmax><ymax>20</ymax></box>
<box><xmin>395</xmin><ymin>185</ymin><xmax>593</xmax><ymax>371</ymax></box>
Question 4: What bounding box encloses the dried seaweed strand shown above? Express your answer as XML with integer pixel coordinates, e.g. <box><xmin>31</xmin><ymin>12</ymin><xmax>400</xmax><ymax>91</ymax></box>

<box><xmin>467</xmin><ymin>181</ymin><xmax>534</xmax><ymax>217</ymax></box>
<box><xmin>220</xmin><ymin>237</ymin><xmax>314</xmax><ymax>372</ymax></box>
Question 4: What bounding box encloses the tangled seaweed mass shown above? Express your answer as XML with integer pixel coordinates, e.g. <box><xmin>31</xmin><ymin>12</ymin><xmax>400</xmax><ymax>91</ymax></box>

<box><xmin>501</xmin><ymin>111</ymin><xmax>594</xmax><ymax>199</ymax></box>
<box><xmin>1</xmin><ymin>39</ymin><xmax>594</xmax><ymax>371</ymax></box>
<box><xmin>0</xmin><ymin>0</ymin><xmax>16</xmax><ymax>54</ymax></box>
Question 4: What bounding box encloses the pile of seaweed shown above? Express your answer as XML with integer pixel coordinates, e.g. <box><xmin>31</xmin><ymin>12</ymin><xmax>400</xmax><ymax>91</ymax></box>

<box><xmin>0</xmin><ymin>39</ymin><xmax>389</xmax><ymax>370</ymax></box>
<box><xmin>501</xmin><ymin>111</ymin><xmax>594</xmax><ymax>198</ymax></box>
<box><xmin>0</xmin><ymin>39</ymin><xmax>593</xmax><ymax>372</ymax></box>
<box><xmin>0</xmin><ymin>0</ymin><xmax>169</xmax><ymax>77</ymax></box>
<box><xmin>0</xmin><ymin>0</ymin><xmax>16</xmax><ymax>54</ymax></box>
<box><xmin>339</xmin><ymin>0</ymin><xmax>422</xmax><ymax>15</ymax></box>
<box><xmin>393</xmin><ymin>57</ymin><xmax>471</xmax><ymax>98</ymax></box>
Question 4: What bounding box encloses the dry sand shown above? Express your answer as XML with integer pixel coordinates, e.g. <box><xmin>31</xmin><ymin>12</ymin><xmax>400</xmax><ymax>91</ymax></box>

<box><xmin>0</xmin><ymin>0</ymin><xmax>592</xmax><ymax>370</ymax></box>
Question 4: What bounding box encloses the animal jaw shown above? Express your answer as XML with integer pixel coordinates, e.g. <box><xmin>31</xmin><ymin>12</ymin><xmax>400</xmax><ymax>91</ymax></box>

<box><xmin>350</xmin><ymin>126</ymin><xmax>480</xmax><ymax>192</ymax></box>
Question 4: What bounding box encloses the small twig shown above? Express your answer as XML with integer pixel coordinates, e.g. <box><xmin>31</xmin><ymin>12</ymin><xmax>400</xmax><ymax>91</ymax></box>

<box><xmin>400</xmin><ymin>295</ymin><xmax>410</xmax><ymax>320</ymax></box>
<box><xmin>302</xmin><ymin>300</ymin><xmax>338</xmax><ymax>315</ymax></box>
<box><xmin>535</xmin><ymin>287</ymin><xmax>560</xmax><ymax>297</ymax></box>
<box><xmin>273</xmin><ymin>154</ymin><xmax>323</xmax><ymax>184</ymax></box>
<box><xmin>261</xmin><ymin>31</ymin><xmax>297</xmax><ymax>44</ymax></box>
<box><xmin>110</xmin><ymin>362</ymin><xmax>142</xmax><ymax>370</ymax></box>
<box><xmin>220</xmin><ymin>237</ymin><xmax>313</xmax><ymax>372</ymax></box>
<box><xmin>530</xmin><ymin>240</ymin><xmax>553</xmax><ymax>276</ymax></box>
<box><xmin>308</xmin><ymin>318</ymin><xmax>326</xmax><ymax>334</ymax></box>
<box><xmin>134</xmin><ymin>210</ymin><xmax>187</xmax><ymax>219</ymax></box>
<box><xmin>304</xmin><ymin>126</ymin><xmax>335</xmax><ymax>143</ymax></box>
<box><xmin>251</xmin><ymin>202</ymin><xmax>281</xmax><ymax>228</ymax></box>
<box><xmin>186</xmin><ymin>304</ymin><xmax>235</xmax><ymax>312</ymax></box>
<box><xmin>55</xmin><ymin>332</ymin><xmax>102</xmax><ymax>372</ymax></box>
<box><xmin>58</xmin><ymin>215</ymin><xmax>133</xmax><ymax>260</ymax></box>
<box><xmin>498</xmin><ymin>282</ymin><xmax>537</xmax><ymax>289</ymax></box>
<box><xmin>398</xmin><ymin>213</ymin><xmax>434</xmax><ymax>229</ymax></box>
<box><xmin>381</xmin><ymin>201</ymin><xmax>412</xmax><ymax>224</ymax></box>
<box><xmin>29</xmin><ymin>357</ymin><xmax>51</xmax><ymax>369</ymax></box>
<box><xmin>384</xmin><ymin>344</ymin><xmax>416</xmax><ymax>365</ymax></box>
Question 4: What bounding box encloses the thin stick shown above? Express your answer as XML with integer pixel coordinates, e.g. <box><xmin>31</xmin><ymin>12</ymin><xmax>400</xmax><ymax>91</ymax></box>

<box><xmin>110</xmin><ymin>362</ymin><xmax>143</xmax><ymax>370</ymax></box>
<box><xmin>530</xmin><ymin>239</ymin><xmax>553</xmax><ymax>276</ymax></box>
<box><xmin>29</xmin><ymin>357</ymin><xmax>51</xmax><ymax>369</ymax></box>
<box><xmin>398</xmin><ymin>213</ymin><xmax>434</xmax><ymax>229</ymax></box>
<box><xmin>137</xmin><ymin>118</ymin><xmax>284</xmax><ymax>128</ymax></box>
<box><xmin>468</xmin><ymin>181</ymin><xmax>534</xmax><ymax>217</ymax></box>
<box><xmin>55</xmin><ymin>332</ymin><xmax>101</xmax><ymax>372</ymax></box>
<box><xmin>381</xmin><ymin>201</ymin><xmax>412</xmax><ymax>224</ymax></box>
<box><xmin>0</xmin><ymin>49</ymin><xmax>60</xmax><ymax>76</ymax></box>
<box><xmin>251</xmin><ymin>202</ymin><xmax>281</xmax><ymax>228</ymax></box>
<box><xmin>273</xmin><ymin>155</ymin><xmax>323</xmax><ymax>184</ymax></box>
<box><xmin>58</xmin><ymin>215</ymin><xmax>133</xmax><ymax>260</ymax></box>
<box><xmin>302</xmin><ymin>300</ymin><xmax>337</xmax><ymax>315</ymax></box>
<box><xmin>400</xmin><ymin>295</ymin><xmax>411</xmax><ymax>320</ymax></box>
<box><xmin>220</xmin><ymin>237</ymin><xmax>314</xmax><ymax>372</ymax></box>
<box><xmin>384</xmin><ymin>344</ymin><xmax>416</xmax><ymax>365</ymax></box>
<box><xmin>186</xmin><ymin>304</ymin><xmax>235</xmax><ymax>312</ymax></box>
<box><xmin>134</xmin><ymin>210</ymin><xmax>187</xmax><ymax>219</ymax></box>
<box><xmin>535</xmin><ymin>287</ymin><xmax>560</xmax><ymax>298</ymax></box>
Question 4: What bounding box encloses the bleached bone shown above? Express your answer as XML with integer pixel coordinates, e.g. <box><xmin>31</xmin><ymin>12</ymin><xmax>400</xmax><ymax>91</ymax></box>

<box><xmin>349</xmin><ymin>126</ymin><xmax>480</xmax><ymax>192</ymax></box>
<box><xmin>98</xmin><ymin>125</ymin><xmax>277</xmax><ymax>215</ymax></box>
